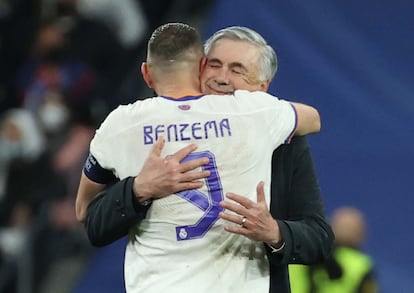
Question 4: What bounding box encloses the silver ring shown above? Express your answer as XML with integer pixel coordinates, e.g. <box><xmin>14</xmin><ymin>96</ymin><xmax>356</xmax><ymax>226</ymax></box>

<box><xmin>240</xmin><ymin>216</ymin><xmax>247</xmax><ymax>227</ymax></box>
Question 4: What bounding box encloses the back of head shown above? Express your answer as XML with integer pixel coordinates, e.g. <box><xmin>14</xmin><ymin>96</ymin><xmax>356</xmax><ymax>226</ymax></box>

<box><xmin>331</xmin><ymin>206</ymin><xmax>367</xmax><ymax>248</ymax></box>
<box><xmin>147</xmin><ymin>23</ymin><xmax>203</xmax><ymax>72</ymax></box>
<box><xmin>204</xmin><ymin>26</ymin><xmax>278</xmax><ymax>82</ymax></box>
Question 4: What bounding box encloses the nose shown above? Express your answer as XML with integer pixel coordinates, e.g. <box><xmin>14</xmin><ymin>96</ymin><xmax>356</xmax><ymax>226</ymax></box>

<box><xmin>214</xmin><ymin>68</ymin><xmax>230</xmax><ymax>85</ymax></box>
<box><xmin>215</xmin><ymin>80</ymin><xmax>229</xmax><ymax>86</ymax></box>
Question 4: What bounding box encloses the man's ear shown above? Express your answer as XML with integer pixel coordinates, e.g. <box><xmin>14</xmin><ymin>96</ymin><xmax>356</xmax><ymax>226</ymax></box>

<box><xmin>141</xmin><ymin>62</ymin><xmax>153</xmax><ymax>88</ymax></box>
<box><xmin>199</xmin><ymin>57</ymin><xmax>207</xmax><ymax>74</ymax></box>
<box><xmin>260</xmin><ymin>80</ymin><xmax>270</xmax><ymax>92</ymax></box>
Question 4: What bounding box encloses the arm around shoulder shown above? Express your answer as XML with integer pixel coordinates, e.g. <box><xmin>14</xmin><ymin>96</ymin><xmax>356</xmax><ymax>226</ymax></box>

<box><xmin>291</xmin><ymin>102</ymin><xmax>321</xmax><ymax>136</ymax></box>
<box><xmin>84</xmin><ymin>177</ymin><xmax>151</xmax><ymax>246</ymax></box>
<box><xmin>75</xmin><ymin>171</ymin><xmax>106</xmax><ymax>222</ymax></box>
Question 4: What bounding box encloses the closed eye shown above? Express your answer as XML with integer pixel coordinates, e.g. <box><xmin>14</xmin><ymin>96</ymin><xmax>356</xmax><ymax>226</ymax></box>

<box><xmin>208</xmin><ymin>64</ymin><xmax>221</xmax><ymax>69</ymax></box>
<box><xmin>206</xmin><ymin>58</ymin><xmax>222</xmax><ymax>69</ymax></box>
<box><xmin>229</xmin><ymin>64</ymin><xmax>247</xmax><ymax>76</ymax></box>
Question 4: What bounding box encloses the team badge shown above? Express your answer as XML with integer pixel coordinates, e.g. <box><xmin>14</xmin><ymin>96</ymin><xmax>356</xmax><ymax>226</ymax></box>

<box><xmin>178</xmin><ymin>104</ymin><xmax>191</xmax><ymax>110</ymax></box>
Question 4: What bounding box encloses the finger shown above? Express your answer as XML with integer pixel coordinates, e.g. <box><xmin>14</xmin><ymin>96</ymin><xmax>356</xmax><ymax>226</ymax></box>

<box><xmin>256</xmin><ymin>181</ymin><xmax>266</xmax><ymax>204</ymax></box>
<box><xmin>151</xmin><ymin>136</ymin><xmax>165</xmax><ymax>157</ymax></box>
<box><xmin>224</xmin><ymin>225</ymin><xmax>248</xmax><ymax>235</ymax></box>
<box><xmin>225</xmin><ymin>192</ymin><xmax>254</xmax><ymax>209</ymax></box>
<box><xmin>164</xmin><ymin>181</ymin><xmax>205</xmax><ymax>195</ymax></box>
<box><xmin>219</xmin><ymin>211</ymin><xmax>243</xmax><ymax>225</ymax></box>
<box><xmin>177</xmin><ymin>181</ymin><xmax>204</xmax><ymax>190</ymax></box>
<box><xmin>219</xmin><ymin>212</ymin><xmax>250</xmax><ymax>235</ymax></box>
<box><xmin>220</xmin><ymin>199</ymin><xmax>245</xmax><ymax>215</ymax></box>
<box><xmin>172</xmin><ymin>143</ymin><xmax>198</xmax><ymax>161</ymax></box>
<box><xmin>179</xmin><ymin>157</ymin><xmax>210</xmax><ymax>173</ymax></box>
<box><xmin>181</xmin><ymin>169</ymin><xmax>210</xmax><ymax>181</ymax></box>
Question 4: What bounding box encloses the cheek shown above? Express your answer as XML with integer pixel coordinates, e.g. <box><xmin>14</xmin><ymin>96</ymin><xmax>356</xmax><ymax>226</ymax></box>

<box><xmin>200</xmin><ymin>73</ymin><xmax>209</xmax><ymax>91</ymax></box>
<box><xmin>200</xmin><ymin>82</ymin><xmax>207</xmax><ymax>93</ymax></box>
<box><xmin>229</xmin><ymin>78</ymin><xmax>249</xmax><ymax>90</ymax></box>
<box><xmin>201</xmin><ymin>68</ymin><xmax>214</xmax><ymax>80</ymax></box>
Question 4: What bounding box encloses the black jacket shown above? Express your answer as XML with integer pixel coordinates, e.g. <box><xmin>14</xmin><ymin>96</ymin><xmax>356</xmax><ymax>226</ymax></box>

<box><xmin>84</xmin><ymin>136</ymin><xmax>334</xmax><ymax>293</ymax></box>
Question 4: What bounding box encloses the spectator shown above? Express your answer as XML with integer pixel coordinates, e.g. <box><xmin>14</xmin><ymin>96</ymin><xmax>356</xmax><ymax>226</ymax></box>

<box><xmin>289</xmin><ymin>206</ymin><xmax>378</xmax><ymax>293</ymax></box>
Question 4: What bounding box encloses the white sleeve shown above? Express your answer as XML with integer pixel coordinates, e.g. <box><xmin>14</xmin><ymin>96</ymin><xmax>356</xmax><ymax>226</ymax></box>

<box><xmin>270</xmin><ymin>100</ymin><xmax>297</xmax><ymax>144</ymax></box>
<box><xmin>89</xmin><ymin>105</ymin><xmax>129</xmax><ymax>171</ymax></box>
<box><xmin>235</xmin><ymin>90</ymin><xmax>297</xmax><ymax>146</ymax></box>
<box><xmin>266</xmin><ymin>98</ymin><xmax>297</xmax><ymax>146</ymax></box>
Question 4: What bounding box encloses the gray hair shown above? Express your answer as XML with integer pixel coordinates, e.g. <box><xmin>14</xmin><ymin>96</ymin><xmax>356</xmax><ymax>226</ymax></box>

<box><xmin>204</xmin><ymin>26</ymin><xmax>278</xmax><ymax>82</ymax></box>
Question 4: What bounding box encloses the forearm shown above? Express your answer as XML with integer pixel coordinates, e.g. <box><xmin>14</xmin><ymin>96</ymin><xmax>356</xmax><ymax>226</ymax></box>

<box><xmin>291</xmin><ymin>102</ymin><xmax>321</xmax><ymax>135</ymax></box>
<box><xmin>84</xmin><ymin>177</ymin><xmax>150</xmax><ymax>246</ymax></box>
<box><xmin>266</xmin><ymin>136</ymin><xmax>334</xmax><ymax>265</ymax></box>
<box><xmin>268</xmin><ymin>214</ymin><xmax>334</xmax><ymax>265</ymax></box>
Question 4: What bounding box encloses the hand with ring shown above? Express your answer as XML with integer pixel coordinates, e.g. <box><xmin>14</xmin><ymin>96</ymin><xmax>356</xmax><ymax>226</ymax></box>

<box><xmin>240</xmin><ymin>216</ymin><xmax>247</xmax><ymax>227</ymax></box>
<box><xmin>219</xmin><ymin>181</ymin><xmax>283</xmax><ymax>244</ymax></box>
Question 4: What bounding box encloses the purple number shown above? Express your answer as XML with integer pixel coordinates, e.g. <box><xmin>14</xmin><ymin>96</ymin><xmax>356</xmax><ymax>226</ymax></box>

<box><xmin>175</xmin><ymin>151</ymin><xmax>224</xmax><ymax>241</ymax></box>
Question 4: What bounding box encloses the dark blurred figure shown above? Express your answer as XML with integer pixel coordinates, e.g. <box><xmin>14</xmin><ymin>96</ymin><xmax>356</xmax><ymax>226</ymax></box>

<box><xmin>52</xmin><ymin>0</ymin><xmax>132</xmax><ymax>115</ymax></box>
<box><xmin>0</xmin><ymin>0</ymin><xmax>41</xmax><ymax>114</ymax></box>
<box><xmin>17</xmin><ymin>21</ymin><xmax>97</xmax><ymax>112</ymax></box>
<box><xmin>289</xmin><ymin>206</ymin><xmax>378</xmax><ymax>293</ymax></box>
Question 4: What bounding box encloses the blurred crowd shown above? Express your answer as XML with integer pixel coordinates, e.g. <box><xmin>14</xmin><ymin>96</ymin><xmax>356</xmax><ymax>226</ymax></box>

<box><xmin>0</xmin><ymin>0</ymin><xmax>213</xmax><ymax>292</ymax></box>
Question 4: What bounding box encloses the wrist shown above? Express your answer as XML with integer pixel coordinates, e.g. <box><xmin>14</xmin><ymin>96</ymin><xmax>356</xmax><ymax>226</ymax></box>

<box><xmin>132</xmin><ymin>176</ymin><xmax>153</xmax><ymax>204</ymax></box>
<box><xmin>266</xmin><ymin>219</ymin><xmax>284</xmax><ymax>253</ymax></box>
<box><xmin>266</xmin><ymin>241</ymin><xmax>285</xmax><ymax>253</ymax></box>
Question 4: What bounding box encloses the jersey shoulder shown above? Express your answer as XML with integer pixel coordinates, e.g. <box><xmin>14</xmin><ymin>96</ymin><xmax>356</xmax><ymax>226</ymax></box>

<box><xmin>96</xmin><ymin>97</ymin><xmax>161</xmax><ymax>136</ymax></box>
<box><xmin>233</xmin><ymin>89</ymin><xmax>287</xmax><ymax>107</ymax></box>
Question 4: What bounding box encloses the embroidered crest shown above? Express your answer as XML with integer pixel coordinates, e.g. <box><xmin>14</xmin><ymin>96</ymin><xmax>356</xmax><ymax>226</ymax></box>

<box><xmin>178</xmin><ymin>104</ymin><xmax>191</xmax><ymax>110</ymax></box>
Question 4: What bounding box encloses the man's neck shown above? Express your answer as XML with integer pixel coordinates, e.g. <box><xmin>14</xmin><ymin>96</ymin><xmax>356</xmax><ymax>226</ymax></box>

<box><xmin>159</xmin><ymin>91</ymin><xmax>203</xmax><ymax>98</ymax></box>
<box><xmin>155</xmin><ymin>81</ymin><xmax>202</xmax><ymax>99</ymax></box>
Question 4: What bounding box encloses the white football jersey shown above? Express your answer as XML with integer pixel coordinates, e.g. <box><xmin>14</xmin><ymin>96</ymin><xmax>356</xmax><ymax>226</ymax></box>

<box><xmin>90</xmin><ymin>90</ymin><xmax>297</xmax><ymax>293</ymax></box>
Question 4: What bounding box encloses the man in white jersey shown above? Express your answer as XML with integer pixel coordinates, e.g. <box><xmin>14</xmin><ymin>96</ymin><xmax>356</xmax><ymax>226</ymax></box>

<box><xmin>77</xmin><ymin>23</ymin><xmax>320</xmax><ymax>292</ymax></box>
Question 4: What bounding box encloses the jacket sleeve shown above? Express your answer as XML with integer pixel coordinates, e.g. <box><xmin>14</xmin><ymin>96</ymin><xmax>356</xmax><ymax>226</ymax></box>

<box><xmin>84</xmin><ymin>177</ymin><xmax>151</xmax><ymax>247</ymax></box>
<box><xmin>266</xmin><ymin>136</ymin><xmax>334</xmax><ymax>265</ymax></box>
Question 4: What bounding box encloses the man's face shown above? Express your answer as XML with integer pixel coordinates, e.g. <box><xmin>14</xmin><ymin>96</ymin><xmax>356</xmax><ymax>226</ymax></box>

<box><xmin>201</xmin><ymin>39</ymin><xmax>269</xmax><ymax>94</ymax></box>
